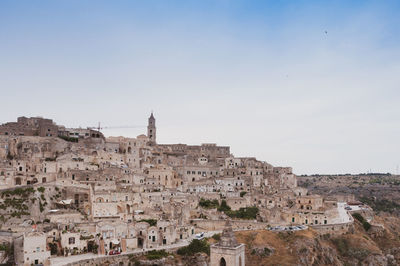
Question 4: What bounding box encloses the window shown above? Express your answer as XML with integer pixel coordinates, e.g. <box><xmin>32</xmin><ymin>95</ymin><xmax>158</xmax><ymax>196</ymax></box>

<box><xmin>69</xmin><ymin>237</ymin><xmax>75</xmax><ymax>244</ymax></box>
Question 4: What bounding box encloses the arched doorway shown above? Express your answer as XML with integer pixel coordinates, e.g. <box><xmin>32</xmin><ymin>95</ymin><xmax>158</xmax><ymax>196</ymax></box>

<box><xmin>138</xmin><ymin>238</ymin><xmax>143</xmax><ymax>248</ymax></box>
<box><xmin>42</xmin><ymin>177</ymin><xmax>46</xmax><ymax>183</ymax></box>
<box><xmin>220</xmin><ymin>257</ymin><xmax>226</xmax><ymax>266</ymax></box>
<box><xmin>15</xmin><ymin>177</ymin><xmax>21</xmax><ymax>185</ymax></box>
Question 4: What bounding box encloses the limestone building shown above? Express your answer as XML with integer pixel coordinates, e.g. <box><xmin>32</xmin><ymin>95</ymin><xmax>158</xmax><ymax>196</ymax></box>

<box><xmin>14</xmin><ymin>231</ymin><xmax>51</xmax><ymax>266</ymax></box>
<box><xmin>210</xmin><ymin>221</ymin><xmax>245</xmax><ymax>266</ymax></box>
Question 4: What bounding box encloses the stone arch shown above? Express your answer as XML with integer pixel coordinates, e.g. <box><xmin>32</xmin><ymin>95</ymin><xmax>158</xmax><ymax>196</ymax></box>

<box><xmin>220</xmin><ymin>257</ymin><xmax>226</xmax><ymax>266</ymax></box>
<box><xmin>117</xmin><ymin>205</ymin><xmax>123</xmax><ymax>213</ymax></box>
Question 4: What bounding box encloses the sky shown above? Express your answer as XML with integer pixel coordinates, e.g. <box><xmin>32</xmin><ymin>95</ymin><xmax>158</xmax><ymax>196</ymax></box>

<box><xmin>0</xmin><ymin>0</ymin><xmax>399</xmax><ymax>175</ymax></box>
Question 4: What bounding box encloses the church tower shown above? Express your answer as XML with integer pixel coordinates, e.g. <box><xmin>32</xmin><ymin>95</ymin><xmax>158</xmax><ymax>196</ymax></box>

<box><xmin>210</xmin><ymin>220</ymin><xmax>245</xmax><ymax>266</ymax></box>
<box><xmin>147</xmin><ymin>112</ymin><xmax>156</xmax><ymax>143</ymax></box>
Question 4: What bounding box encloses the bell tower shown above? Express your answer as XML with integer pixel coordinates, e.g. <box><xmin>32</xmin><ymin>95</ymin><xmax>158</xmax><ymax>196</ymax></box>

<box><xmin>210</xmin><ymin>220</ymin><xmax>245</xmax><ymax>266</ymax></box>
<box><xmin>147</xmin><ymin>112</ymin><xmax>156</xmax><ymax>143</ymax></box>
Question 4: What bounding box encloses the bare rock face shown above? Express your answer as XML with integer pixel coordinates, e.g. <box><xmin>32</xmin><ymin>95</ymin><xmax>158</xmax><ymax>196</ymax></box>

<box><xmin>183</xmin><ymin>253</ymin><xmax>209</xmax><ymax>266</ymax></box>
<box><xmin>293</xmin><ymin>237</ymin><xmax>342</xmax><ymax>266</ymax></box>
<box><xmin>363</xmin><ymin>254</ymin><xmax>389</xmax><ymax>266</ymax></box>
<box><xmin>251</xmin><ymin>245</ymin><xmax>274</xmax><ymax>257</ymax></box>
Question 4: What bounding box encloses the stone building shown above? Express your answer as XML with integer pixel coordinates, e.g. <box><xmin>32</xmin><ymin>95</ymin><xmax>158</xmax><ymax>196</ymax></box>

<box><xmin>0</xmin><ymin>116</ymin><xmax>59</xmax><ymax>137</ymax></box>
<box><xmin>0</xmin><ymin>113</ymin><xmax>352</xmax><ymax>264</ymax></box>
<box><xmin>210</xmin><ymin>221</ymin><xmax>245</xmax><ymax>266</ymax></box>
<box><xmin>14</xmin><ymin>230</ymin><xmax>51</xmax><ymax>266</ymax></box>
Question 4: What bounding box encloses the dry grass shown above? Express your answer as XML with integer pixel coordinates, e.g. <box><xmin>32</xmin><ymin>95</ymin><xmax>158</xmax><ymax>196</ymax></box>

<box><xmin>235</xmin><ymin>229</ymin><xmax>317</xmax><ymax>266</ymax></box>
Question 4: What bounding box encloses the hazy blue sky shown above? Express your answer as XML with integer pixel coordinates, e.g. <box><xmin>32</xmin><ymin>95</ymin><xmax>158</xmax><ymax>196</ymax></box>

<box><xmin>1</xmin><ymin>0</ymin><xmax>399</xmax><ymax>175</ymax></box>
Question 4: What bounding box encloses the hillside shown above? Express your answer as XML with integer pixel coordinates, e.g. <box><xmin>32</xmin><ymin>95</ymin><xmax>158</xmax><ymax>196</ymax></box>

<box><xmin>235</xmin><ymin>216</ymin><xmax>400</xmax><ymax>266</ymax></box>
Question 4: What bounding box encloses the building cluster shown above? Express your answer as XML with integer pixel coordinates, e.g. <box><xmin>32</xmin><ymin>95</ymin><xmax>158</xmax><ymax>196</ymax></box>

<box><xmin>0</xmin><ymin>114</ymin><xmax>346</xmax><ymax>265</ymax></box>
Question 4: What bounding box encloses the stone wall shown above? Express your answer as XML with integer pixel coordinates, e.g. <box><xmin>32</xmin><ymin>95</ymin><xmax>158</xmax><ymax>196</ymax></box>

<box><xmin>192</xmin><ymin>219</ymin><xmax>268</xmax><ymax>231</ymax></box>
<box><xmin>311</xmin><ymin>221</ymin><xmax>354</xmax><ymax>236</ymax></box>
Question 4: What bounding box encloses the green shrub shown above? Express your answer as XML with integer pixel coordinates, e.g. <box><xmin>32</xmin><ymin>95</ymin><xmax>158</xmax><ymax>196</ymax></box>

<box><xmin>217</xmin><ymin>200</ymin><xmax>231</xmax><ymax>212</ymax></box>
<box><xmin>352</xmin><ymin>213</ymin><xmax>365</xmax><ymax>223</ymax></box>
<box><xmin>1</xmin><ymin>187</ymin><xmax>34</xmax><ymax>198</ymax></box>
<box><xmin>58</xmin><ymin>136</ymin><xmax>78</xmax><ymax>142</ymax></box>
<box><xmin>138</xmin><ymin>219</ymin><xmax>157</xmax><ymax>227</ymax></box>
<box><xmin>226</xmin><ymin>206</ymin><xmax>259</xmax><ymax>220</ymax></box>
<box><xmin>37</xmin><ymin>187</ymin><xmax>45</xmax><ymax>193</ymax></box>
<box><xmin>212</xmin><ymin>233</ymin><xmax>221</xmax><ymax>241</ymax></box>
<box><xmin>359</xmin><ymin>197</ymin><xmax>400</xmax><ymax>214</ymax></box>
<box><xmin>87</xmin><ymin>242</ymin><xmax>98</xmax><ymax>253</ymax></box>
<box><xmin>199</xmin><ymin>198</ymin><xmax>219</xmax><ymax>209</ymax></box>
<box><xmin>146</xmin><ymin>249</ymin><xmax>168</xmax><ymax>260</ymax></box>
<box><xmin>212</xmin><ymin>234</ymin><xmax>221</xmax><ymax>241</ymax></box>
<box><xmin>352</xmin><ymin>213</ymin><xmax>371</xmax><ymax>231</ymax></box>
<box><xmin>362</xmin><ymin>221</ymin><xmax>371</xmax><ymax>231</ymax></box>
<box><xmin>177</xmin><ymin>239</ymin><xmax>210</xmax><ymax>256</ymax></box>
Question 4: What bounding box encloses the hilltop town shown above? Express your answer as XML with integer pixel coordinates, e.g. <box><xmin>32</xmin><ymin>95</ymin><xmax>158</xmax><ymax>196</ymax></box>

<box><xmin>0</xmin><ymin>114</ymin><xmax>396</xmax><ymax>266</ymax></box>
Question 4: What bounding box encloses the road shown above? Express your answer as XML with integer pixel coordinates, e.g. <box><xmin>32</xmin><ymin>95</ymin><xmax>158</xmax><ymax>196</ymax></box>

<box><xmin>50</xmin><ymin>230</ymin><xmax>221</xmax><ymax>266</ymax></box>
<box><xmin>336</xmin><ymin>202</ymin><xmax>352</xmax><ymax>223</ymax></box>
